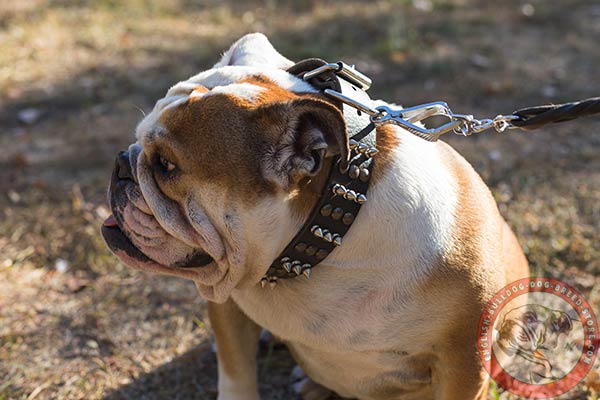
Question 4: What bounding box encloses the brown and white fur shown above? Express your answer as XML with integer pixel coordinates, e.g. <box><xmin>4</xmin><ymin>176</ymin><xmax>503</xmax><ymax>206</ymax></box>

<box><xmin>101</xmin><ymin>33</ymin><xmax>529</xmax><ymax>400</ymax></box>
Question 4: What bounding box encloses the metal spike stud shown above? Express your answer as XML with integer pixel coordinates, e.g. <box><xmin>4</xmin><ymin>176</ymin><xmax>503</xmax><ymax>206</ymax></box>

<box><xmin>293</xmin><ymin>264</ymin><xmax>302</xmax><ymax>275</ymax></box>
<box><xmin>269</xmin><ymin>279</ymin><xmax>277</xmax><ymax>289</ymax></box>
<box><xmin>323</xmin><ymin>231</ymin><xmax>333</xmax><ymax>243</ymax></box>
<box><xmin>344</xmin><ymin>190</ymin><xmax>357</xmax><ymax>202</ymax></box>
<box><xmin>331</xmin><ymin>207</ymin><xmax>344</xmax><ymax>220</ymax></box>
<box><xmin>357</xmin><ymin>143</ymin><xmax>369</xmax><ymax>153</ymax></box>
<box><xmin>312</xmin><ymin>226</ymin><xmax>323</xmax><ymax>238</ymax></box>
<box><xmin>302</xmin><ymin>268</ymin><xmax>312</xmax><ymax>278</ymax></box>
<box><xmin>349</xmin><ymin>165</ymin><xmax>360</xmax><ymax>179</ymax></box>
<box><xmin>342</xmin><ymin>212</ymin><xmax>354</xmax><ymax>225</ymax></box>
<box><xmin>280</xmin><ymin>256</ymin><xmax>290</xmax><ymax>263</ymax></box>
<box><xmin>333</xmin><ymin>184</ymin><xmax>347</xmax><ymax>196</ymax></box>
<box><xmin>320</xmin><ymin>204</ymin><xmax>333</xmax><ymax>217</ymax></box>
<box><xmin>359</xmin><ymin>168</ymin><xmax>370</xmax><ymax>182</ymax></box>
<box><xmin>365</xmin><ymin>147</ymin><xmax>379</xmax><ymax>157</ymax></box>
<box><xmin>260</xmin><ymin>278</ymin><xmax>268</xmax><ymax>288</ymax></box>
<box><xmin>349</xmin><ymin>139</ymin><xmax>359</xmax><ymax>149</ymax></box>
<box><xmin>282</xmin><ymin>262</ymin><xmax>292</xmax><ymax>273</ymax></box>
<box><xmin>357</xmin><ymin>194</ymin><xmax>367</xmax><ymax>204</ymax></box>
<box><xmin>333</xmin><ymin>234</ymin><xmax>343</xmax><ymax>246</ymax></box>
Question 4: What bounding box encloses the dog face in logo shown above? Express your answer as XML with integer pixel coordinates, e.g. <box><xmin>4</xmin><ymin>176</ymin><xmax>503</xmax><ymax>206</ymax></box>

<box><xmin>101</xmin><ymin>34</ymin><xmax>348</xmax><ymax>303</ymax></box>
<box><xmin>495</xmin><ymin>304</ymin><xmax>574</xmax><ymax>382</ymax></box>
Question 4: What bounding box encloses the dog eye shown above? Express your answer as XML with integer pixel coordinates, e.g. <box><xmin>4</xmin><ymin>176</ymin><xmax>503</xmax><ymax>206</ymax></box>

<box><xmin>158</xmin><ymin>155</ymin><xmax>176</xmax><ymax>172</ymax></box>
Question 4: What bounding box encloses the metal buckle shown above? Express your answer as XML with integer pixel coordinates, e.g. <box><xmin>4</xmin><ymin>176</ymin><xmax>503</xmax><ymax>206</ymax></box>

<box><xmin>303</xmin><ymin>62</ymin><xmax>372</xmax><ymax>90</ymax></box>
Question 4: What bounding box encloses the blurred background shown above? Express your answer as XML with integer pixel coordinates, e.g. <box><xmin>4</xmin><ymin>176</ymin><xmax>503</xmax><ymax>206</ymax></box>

<box><xmin>0</xmin><ymin>1</ymin><xmax>599</xmax><ymax>399</ymax></box>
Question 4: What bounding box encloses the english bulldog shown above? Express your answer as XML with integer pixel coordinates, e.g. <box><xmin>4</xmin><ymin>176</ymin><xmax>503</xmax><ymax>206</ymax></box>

<box><xmin>101</xmin><ymin>33</ymin><xmax>529</xmax><ymax>400</ymax></box>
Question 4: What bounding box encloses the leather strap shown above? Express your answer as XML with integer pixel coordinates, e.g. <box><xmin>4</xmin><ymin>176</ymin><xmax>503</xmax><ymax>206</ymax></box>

<box><xmin>260</xmin><ymin>59</ymin><xmax>377</xmax><ymax>286</ymax></box>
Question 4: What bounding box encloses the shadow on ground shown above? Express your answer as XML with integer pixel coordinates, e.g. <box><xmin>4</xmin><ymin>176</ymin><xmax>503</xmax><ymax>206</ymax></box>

<box><xmin>102</xmin><ymin>341</ymin><xmax>299</xmax><ymax>400</ymax></box>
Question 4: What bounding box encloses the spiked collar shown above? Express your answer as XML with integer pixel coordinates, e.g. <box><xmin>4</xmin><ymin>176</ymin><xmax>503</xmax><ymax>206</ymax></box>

<box><xmin>260</xmin><ymin>59</ymin><xmax>378</xmax><ymax>288</ymax></box>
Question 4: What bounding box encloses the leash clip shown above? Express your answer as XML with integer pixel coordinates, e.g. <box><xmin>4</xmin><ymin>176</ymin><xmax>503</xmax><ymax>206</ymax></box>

<box><xmin>371</xmin><ymin>102</ymin><xmax>464</xmax><ymax>142</ymax></box>
<box><xmin>371</xmin><ymin>104</ymin><xmax>520</xmax><ymax>141</ymax></box>
<box><xmin>453</xmin><ymin>114</ymin><xmax>520</xmax><ymax>135</ymax></box>
<box><xmin>304</xmin><ymin>59</ymin><xmax>525</xmax><ymax>142</ymax></box>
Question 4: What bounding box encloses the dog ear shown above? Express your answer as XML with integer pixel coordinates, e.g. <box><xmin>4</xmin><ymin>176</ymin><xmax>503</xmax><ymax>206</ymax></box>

<box><xmin>214</xmin><ymin>33</ymin><xmax>294</xmax><ymax>69</ymax></box>
<box><xmin>257</xmin><ymin>97</ymin><xmax>348</xmax><ymax>189</ymax></box>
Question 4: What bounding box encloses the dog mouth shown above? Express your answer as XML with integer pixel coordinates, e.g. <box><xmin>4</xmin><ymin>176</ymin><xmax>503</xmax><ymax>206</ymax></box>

<box><xmin>102</xmin><ymin>147</ymin><xmax>215</xmax><ymax>270</ymax></box>
<box><xmin>101</xmin><ymin>214</ymin><xmax>214</xmax><ymax>268</ymax></box>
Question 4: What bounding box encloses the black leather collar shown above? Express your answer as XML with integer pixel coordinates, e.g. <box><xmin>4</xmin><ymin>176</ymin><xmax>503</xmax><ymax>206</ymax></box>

<box><xmin>260</xmin><ymin>59</ymin><xmax>378</xmax><ymax>288</ymax></box>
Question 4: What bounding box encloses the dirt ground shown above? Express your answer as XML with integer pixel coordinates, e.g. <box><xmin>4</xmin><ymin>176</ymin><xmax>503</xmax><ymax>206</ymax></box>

<box><xmin>1</xmin><ymin>1</ymin><xmax>599</xmax><ymax>399</ymax></box>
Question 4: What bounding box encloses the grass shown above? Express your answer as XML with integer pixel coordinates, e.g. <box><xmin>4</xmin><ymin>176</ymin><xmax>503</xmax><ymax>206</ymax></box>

<box><xmin>1</xmin><ymin>0</ymin><xmax>599</xmax><ymax>399</ymax></box>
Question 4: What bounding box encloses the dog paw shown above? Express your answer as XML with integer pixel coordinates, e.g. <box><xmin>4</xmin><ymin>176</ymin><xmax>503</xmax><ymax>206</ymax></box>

<box><xmin>290</xmin><ymin>365</ymin><xmax>332</xmax><ymax>400</ymax></box>
<box><xmin>217</xmin><ymin>386</ymin><xmax>260</xmax><ymax>400</ymax></box>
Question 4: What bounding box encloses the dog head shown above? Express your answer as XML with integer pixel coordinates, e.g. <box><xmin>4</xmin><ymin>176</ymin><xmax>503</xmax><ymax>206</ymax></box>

<box><xmin>101</xmin><ymin>33</ymin><xmax>348</xmax><ymax>302</ymax></box>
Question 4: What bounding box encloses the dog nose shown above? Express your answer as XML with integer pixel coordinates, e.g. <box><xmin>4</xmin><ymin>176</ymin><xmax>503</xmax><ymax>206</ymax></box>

<box><xmin>116</xmin><ymin>150</ymin><xmax>135</xmax><ymax>181</ymax></box>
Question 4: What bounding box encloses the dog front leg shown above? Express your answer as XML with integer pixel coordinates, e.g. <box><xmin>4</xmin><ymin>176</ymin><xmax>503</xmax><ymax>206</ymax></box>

<box><xmin>434</xmin><ymin>348</ymin><xmax>490</xmax><ymax>400</ymax></box>
<box><xmin>208</xmin><ymin>299</ymin><xmax>262</xmax><ymax>400</ymax></box>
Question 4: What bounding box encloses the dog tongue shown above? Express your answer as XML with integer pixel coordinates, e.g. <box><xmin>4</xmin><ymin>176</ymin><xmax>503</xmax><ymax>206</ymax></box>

<box><xmin>103</xmin><ymin>214</ymin><xmax>119</xmax><ymax>227</ymax></box>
